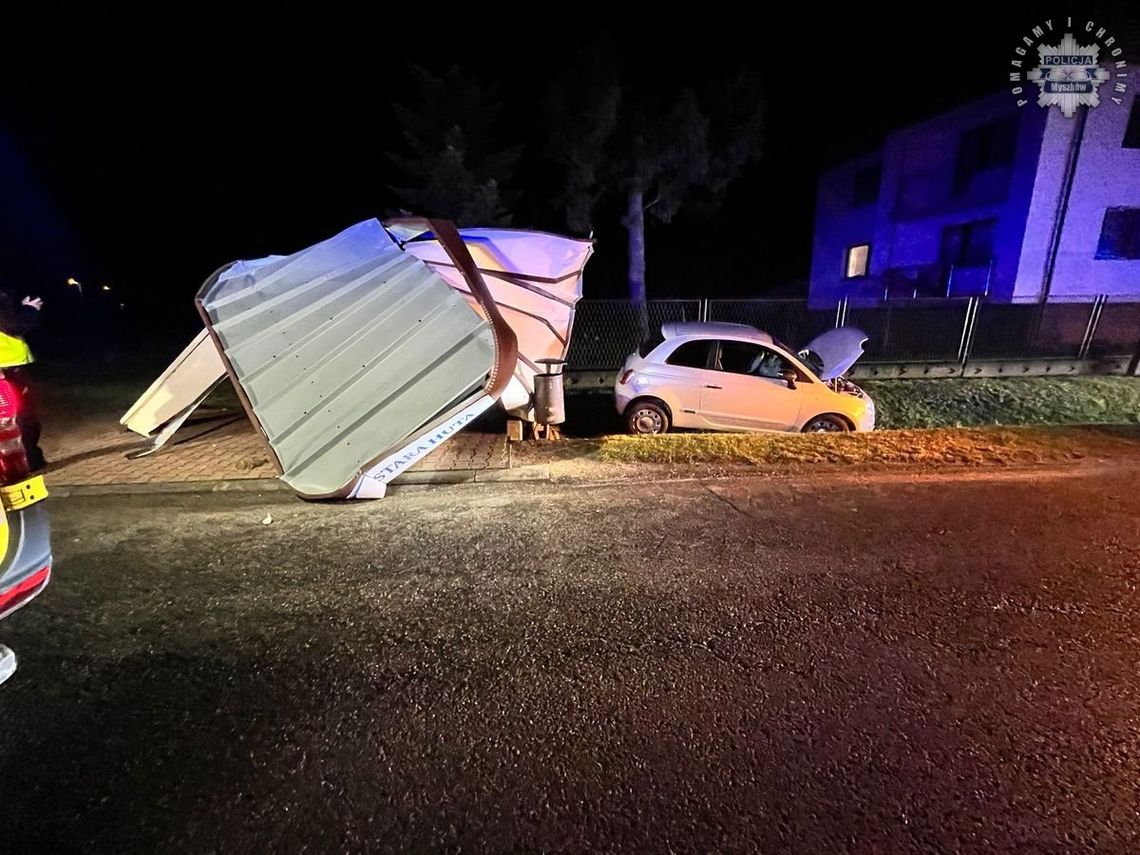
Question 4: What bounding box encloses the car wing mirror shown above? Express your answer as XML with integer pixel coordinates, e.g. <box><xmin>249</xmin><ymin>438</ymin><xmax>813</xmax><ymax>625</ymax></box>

<box><xmin>780</xmin><ymin>369</ymin><xmax>797</xmax><ymax>390</ymax></box>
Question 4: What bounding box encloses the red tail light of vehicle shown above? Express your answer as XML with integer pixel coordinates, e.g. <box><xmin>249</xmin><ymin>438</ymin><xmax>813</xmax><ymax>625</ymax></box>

<box><xmin>0</xmin><ymin>378</ymin><xmax>29</xmax><ymax>485</ymax></box>
<box><xmin>0</xmin><ymin>565</ymin><xmax>50</xmax><ymax>618</ymax></box>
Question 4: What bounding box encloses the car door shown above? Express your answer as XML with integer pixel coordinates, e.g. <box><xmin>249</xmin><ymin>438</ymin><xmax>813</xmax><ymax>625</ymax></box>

<box><xmin>699</xmin><ymin>340</ymin><xmax>803</xmax><ymax>431</ymax></box>
<box><xmin>653</xmin><ymin>339</ymin><xmax>716</xmax><ymax>428</ymax></box>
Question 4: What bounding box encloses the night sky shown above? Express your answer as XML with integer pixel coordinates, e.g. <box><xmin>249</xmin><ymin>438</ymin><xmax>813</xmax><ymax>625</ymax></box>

<box><xmin>2</xmin><ymin>1</ymin><xmax>1138</xmax><ymax>342</ymax></box>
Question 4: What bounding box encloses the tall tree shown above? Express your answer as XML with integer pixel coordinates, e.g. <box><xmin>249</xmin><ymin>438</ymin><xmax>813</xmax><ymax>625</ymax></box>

<box><xmin>546</xmin><ymin>45</ymin><xmax>764</xmax><ymax>309</ymax></box>
<box><xmin>389</xmin><ymin>65</ymin><xmax>521</xmax><ymax>226</ymax></box>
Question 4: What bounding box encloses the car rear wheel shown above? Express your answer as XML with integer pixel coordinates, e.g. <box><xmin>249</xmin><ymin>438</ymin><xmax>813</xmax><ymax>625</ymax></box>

<box><xmin>626</xmin><ymin>401</ymin><xmax>670</xmax><ymax>435</ymax></box>
<box><xmin>802</xmin><ymin>414</ymin><xmax>849</xmax><ymax>433</ymax></box>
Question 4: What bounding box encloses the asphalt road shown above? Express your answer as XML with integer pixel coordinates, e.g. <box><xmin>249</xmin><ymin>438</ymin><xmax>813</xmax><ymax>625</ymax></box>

<box><xmin>3</xmin><ymin>465</ymin><xmax>1140</xmax><ymax>852</ymax></box>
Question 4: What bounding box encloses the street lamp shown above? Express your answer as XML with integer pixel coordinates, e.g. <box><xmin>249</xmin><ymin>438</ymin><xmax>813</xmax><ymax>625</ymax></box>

<box><xmin>66</xmin><ymin>277</ymin><xmax>84</xmax><ymax>297</ymax></box>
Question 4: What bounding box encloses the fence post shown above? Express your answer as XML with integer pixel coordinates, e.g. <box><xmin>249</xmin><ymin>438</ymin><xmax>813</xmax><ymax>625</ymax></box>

<box><xmin>700</xmin><ymin>298</ymin><xmax>710</xmax><ymax>322</ymax></box>
<box><xmin>1077</xmin><ymin>294</ymin><xmax>1107</xmax><ymax>359</ymax></box>
<box><xmin>957</xmin><ymin>297</ymin><xmax>980</xmax><ymax>366</ymax></box>
<box><xmin>1129</xmin><ymin>338</ymin><xmax>1140</xmax><ymax>376</ymax></box>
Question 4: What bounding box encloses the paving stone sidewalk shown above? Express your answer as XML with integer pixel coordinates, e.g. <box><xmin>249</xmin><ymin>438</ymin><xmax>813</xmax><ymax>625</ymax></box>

<box><xmin>42</xmin><ymin>410</ymin><xmax>508</xmax><ymax>487</ymax></box>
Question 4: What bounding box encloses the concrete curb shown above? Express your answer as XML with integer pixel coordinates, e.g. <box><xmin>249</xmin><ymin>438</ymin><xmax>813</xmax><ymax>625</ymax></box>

<box><xmin>48</xmin><ymin>466</ymin><xmax>552</xmax><ymax>498</ymax></box>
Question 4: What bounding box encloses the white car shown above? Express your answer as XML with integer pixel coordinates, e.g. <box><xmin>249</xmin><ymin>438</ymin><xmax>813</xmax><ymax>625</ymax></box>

<box><xmin>614</xmin><ymin>322</ymin><xmax>875</xmax><ymax>435</ymax></box>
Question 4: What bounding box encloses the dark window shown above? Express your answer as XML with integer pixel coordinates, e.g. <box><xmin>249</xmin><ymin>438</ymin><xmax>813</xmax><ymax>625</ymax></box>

<box><xmin>1096</xmin><ymin>208</ymin><xmax>1140</xmax><ymax>259</ymax></box>
<box><xmin>712</xmin><ymin>341</ymin><xmax>796</xmax><ymax>379</ymax></box>
<box><xmin>954</xmin><ymin>116</ymin><xmax>1018</xmax><ymax>195</ymax></box>
<box><xmin>941</xmin><ymin>219</ymin><xmax>996</xmax><ymax>267</ymax></box>
<box><xmin>638</xmin><ymin>329</ymin><xmax>665</xmax><ymax>357</ymax></box>
<box><xmin>1124</xmin><ymin>96</ymin><xmax>1140</xmax><ymax>149</ymax></box>
<box><xmin>750</xmin><ymin>347</ymin><xmax>798</xmax><ymax>380</ymax></box>
<box><xmin>713</xmin><ymin>340</ymin><xmax>763</xmax><ymax>374</ymax></box>
<box><xmin>852</xmin><ymin>162</ymin><xmax>882</xmax><ymax>206</ymax></box>
<box><xmin>664</xmin><ymin>340</ymin><xmax>711</xmax><ymax>368</ymax></box>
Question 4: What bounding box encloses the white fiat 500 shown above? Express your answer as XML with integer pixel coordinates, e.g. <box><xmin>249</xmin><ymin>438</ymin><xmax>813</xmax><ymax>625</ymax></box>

<box><xmin>614</xmin><ymin>322</ymin><xmax>875</xmax><ymax>435</ymax></box>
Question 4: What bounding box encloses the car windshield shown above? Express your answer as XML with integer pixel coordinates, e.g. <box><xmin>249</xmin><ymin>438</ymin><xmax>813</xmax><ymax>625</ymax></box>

<box><xmin>768</xmin><ymin>337</ymin><xmax>820</xmax><ymax>379</ymax></box>
<box><xmin>797</xmin><ymin>349</ymin><xmax>825</xmax><ymax>378</ymax></box>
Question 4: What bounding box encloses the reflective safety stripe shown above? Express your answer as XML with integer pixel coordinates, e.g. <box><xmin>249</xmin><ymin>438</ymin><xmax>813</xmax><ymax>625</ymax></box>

<box><xmin>0</xmin><ymin>333</ymin><xmax>32</xmax><ymax>368</ymax></box>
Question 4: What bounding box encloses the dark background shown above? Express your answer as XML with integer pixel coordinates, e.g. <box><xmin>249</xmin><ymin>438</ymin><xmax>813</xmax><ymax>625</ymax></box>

<box><xmin>1</xmin><ymin>2</ymin><xmax>1137</xmax><ymax>355</ymax></box>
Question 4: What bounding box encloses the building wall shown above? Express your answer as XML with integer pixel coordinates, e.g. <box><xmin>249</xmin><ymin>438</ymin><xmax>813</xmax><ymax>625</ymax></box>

<box><xmin>809</xmin><ymin>152</ymin><xmax>881</xmax><ymax>305</ymax></box>
<box><xmin>808</xmin><ymin>93</ymin><xmax>1045</xmax><ymax>306</ymax></box>
<box><xmin>876</xmin><ymin>97</ymin><xmax>1045</xmax><ymax>303</ymax></box>
<box><xmin>811</xmin><ymin>78</ymin><xmax>1140</xmax><ymax>306</ymax></box>
<box><xmin>1014</xmin><ymin>69</ymin><xmax>1140</xmax><ymax>300</ymax></box>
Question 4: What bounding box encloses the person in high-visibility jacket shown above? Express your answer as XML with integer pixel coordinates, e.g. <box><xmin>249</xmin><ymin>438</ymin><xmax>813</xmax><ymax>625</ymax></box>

<box><xmin>0</xmin><ymin>292</ymin><xmax>44</xmax><ymax>470</ymax></box>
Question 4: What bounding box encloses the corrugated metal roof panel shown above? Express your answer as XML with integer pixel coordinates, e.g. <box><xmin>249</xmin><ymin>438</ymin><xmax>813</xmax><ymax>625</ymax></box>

<box><xmin>394</xmin><ymin>225</ymin><xmax>594</xmax><ymax>417</ymax></box>
<box><xmin>197</xmin><ymin>220</ymin><xmax>496</xmax><ymax>498</ymax></box>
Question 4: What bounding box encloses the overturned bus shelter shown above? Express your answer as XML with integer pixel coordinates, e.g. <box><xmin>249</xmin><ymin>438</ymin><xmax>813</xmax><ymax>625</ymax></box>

<box><xmin>121</xmin><ymin>218</ymin><xmax>593</xmax><ymax>498</ymax></box>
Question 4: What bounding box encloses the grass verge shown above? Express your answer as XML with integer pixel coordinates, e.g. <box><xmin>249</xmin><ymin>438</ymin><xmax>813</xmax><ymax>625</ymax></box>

<box><xmin>862</xmin><ymin>376</ymin><xmax>1140</xmax><ymax>429</ymax></box>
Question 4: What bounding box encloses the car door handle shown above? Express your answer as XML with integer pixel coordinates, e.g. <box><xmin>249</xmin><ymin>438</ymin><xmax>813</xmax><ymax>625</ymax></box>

<box><xmin>704</xmin><ymin>384</ymin><xmax>723</xmax><ymax>389</ymax></box>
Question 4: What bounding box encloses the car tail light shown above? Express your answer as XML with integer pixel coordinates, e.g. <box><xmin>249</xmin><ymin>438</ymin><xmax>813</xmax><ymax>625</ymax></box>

<box><xmin>0</xmin><ymin>566</ymin><xmax>50</xmax><ymax>618</ymax></box>
<box><xmin>0</xmin><ymin>379</ymin><xmax>18</xmax><ymax>421</ymax></box>
<box><xmin>0</xmin><ymin>378</ymin><xmax>28</xmax><ymax>485</ymax></box>
<box><xmin>619</xmin><ymin>370</ymin><xmax>634</xmax><ymax>385</ymax></box>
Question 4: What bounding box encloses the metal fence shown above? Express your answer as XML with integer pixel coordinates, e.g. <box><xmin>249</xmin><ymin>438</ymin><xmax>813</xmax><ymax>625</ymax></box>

<box><xmin>565</xmin><ymin>300</ymin><xmax>701</xmax><ymax>370</ymax></box>
<box><xmin>566</xmin><ymin>295</ymin><xmax>1140</xmax><ymax>372</ymax></box>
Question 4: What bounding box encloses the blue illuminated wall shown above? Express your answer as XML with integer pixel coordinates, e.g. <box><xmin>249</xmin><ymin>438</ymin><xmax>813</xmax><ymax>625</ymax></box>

<box><xmin>809</xmin><ymin>69</ymin><xmax>1140</xmax><ymax>306</ymax></box>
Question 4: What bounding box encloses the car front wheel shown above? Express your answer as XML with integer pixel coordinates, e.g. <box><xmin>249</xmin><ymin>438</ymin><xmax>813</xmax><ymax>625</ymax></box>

<box><xmin>626</xmin><ymin>401</ymin><xmax>670</xmax><ymax>435</ymax></box>
<box><xmin>802</xmin><ymin>414</ymin><xmax>849</xmax><ymax>433</ymax></box>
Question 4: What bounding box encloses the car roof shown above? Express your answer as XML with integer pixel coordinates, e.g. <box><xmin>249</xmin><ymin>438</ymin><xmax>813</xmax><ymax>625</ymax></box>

<box><xmin>661</xmin><ymin>321</ymin><xmax>774</xmax><ymax>346</ymax></box>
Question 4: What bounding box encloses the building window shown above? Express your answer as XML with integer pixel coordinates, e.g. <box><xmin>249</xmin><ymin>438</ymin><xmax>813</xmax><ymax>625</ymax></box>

<box><xmin>852</xmin><ymin>162</ymin><xmax>882</xmax><ymax>206</ymax></box>
<box><xmin>940</xmin><ymin>219</ymin><xmax>996</xmax><ymax>269</ymax></box>
<box><xmin>953</xmin><ymin>116</ymin><xmax>1018</xmax><ymax>195</ymax></box>
<box><xmin>1096</xmin><ymin>208</ymin><xmax>1140</xmax><ymax>259</ymax></box>
<box><xmin>1124</xmin><ymin>96</ymin><xmax>1140</xmax><ymax>148</ymax></box>
<box><xmin>844</xmin><ymin>243</ymin><xmax>870</xmax><ymax>278</ymax></box>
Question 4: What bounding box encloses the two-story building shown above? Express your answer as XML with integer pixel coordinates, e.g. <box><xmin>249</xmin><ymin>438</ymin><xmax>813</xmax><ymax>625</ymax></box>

<box><xmin>809</xmin><ymin>69</ymin><xmax>1140</xmax><ymax>306</ymax></box>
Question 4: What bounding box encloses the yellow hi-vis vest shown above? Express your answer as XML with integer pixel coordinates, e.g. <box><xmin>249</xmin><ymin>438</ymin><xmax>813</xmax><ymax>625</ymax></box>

<box><xmin>0</xmin><ymin>332</ymin><xmax>32</xmax><ymax>368</ymax></box>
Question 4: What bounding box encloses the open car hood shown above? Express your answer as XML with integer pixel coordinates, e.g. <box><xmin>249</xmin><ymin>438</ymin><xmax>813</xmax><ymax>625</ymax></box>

<box><xmin>799</xmin><ymin>327</ymin><xmax>868</xmax><ymax>381</ymax></box>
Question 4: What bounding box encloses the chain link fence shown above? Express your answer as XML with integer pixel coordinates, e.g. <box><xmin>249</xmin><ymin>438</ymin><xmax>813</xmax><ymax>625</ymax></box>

<box><xmin>565</xmin><ymin>296</ymin><xmax>1140</xmax><ymax>371</ymax></box>
<box><xmin>845</xmin><ymin>301</ymin><xmax>973</xmax><ymax>362</ymax></box>
<box><xmin>566</xmin><ymin>300</ymin><xmax>700</xmax><ymax>370</ymax></box>
<box><xmin>706</xmin><ymin>300</ymin><xmax>836</xmax><ymax>350</ymax></box>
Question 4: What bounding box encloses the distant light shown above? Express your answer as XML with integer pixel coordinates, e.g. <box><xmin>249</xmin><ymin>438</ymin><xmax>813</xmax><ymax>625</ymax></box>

<box><xmin>101</xmin><ymin>285</ymin><xmax>111</xmax><ymax>292</ymax></box>
<box><xmin>66</xmin><ymin>277</ymin><xmax>80</xmax><ymax>287</ymax></box>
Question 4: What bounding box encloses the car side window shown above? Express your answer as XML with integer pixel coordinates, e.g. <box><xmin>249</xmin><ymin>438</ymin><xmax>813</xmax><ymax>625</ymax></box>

<box><xmin>664</xmin><ymin>340</ymin><xmax>711</xmax><ymax>368</ymax></box>
<box><xmin>750</xmin><ymin>347</ymin><xmax>797</xmax><ymax>379</ymax></box>
<box><xmin>714</xmin><ymin>341</ymin><xmax>798</xmax><ymax>379</ymax></box>
<box><xmin>713</xmin><ymin>340</ymin><xmax>764</xmax><ymax>375</ymax></box>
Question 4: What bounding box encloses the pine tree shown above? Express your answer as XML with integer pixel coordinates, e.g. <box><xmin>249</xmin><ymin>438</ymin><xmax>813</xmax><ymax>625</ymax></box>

<box><xmin>389</xmin><ymin>65</ymin><xmax>520</xmax><ymax>226</ymax></box>
<box><xmin>546</xmin><ymin>43</ymin><xmax>765</xmax><ymax>314</ymax></box>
